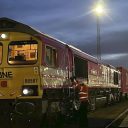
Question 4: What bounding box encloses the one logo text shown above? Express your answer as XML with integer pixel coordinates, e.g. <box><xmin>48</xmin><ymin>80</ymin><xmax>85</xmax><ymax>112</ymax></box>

<box><xmin>0</xmin><ymin>72</ymin><xmax>13</xmax><ymax>78</ymax></box>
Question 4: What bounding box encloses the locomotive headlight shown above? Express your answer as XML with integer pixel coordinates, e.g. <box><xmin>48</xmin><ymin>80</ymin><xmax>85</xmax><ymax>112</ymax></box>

<box><xmin>1</xmin><ymin>34</ymin><xmax>7</xmax><ymax>39</ymax></box>
<box><xmin>0</xmin><ymin>33</ymin><xmax>9</xmax><ymax>40</ymax></box>
<box><xmin>22</xmin><ymin>85</ymin><xmax>38</xmax><ymax>96</ymax></box>
<box><xmin>23</xmin><ymin>88</ymin><xmax>33</xmax><ymax>95</ymax></box>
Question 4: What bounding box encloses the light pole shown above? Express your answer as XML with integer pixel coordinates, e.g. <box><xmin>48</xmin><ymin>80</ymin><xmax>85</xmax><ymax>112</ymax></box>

<box><xmin>96</xmin><ymin>14</ymin><xmax>101</xmax><ymax>60</ymax></box>
<box><xmin>94</xmin><ymin>3</ymin><xmax>105</xmax><ymax>60</ymax></box>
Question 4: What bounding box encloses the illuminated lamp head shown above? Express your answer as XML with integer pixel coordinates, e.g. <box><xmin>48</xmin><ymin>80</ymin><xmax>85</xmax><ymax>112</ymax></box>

<box><xmin>94</xmin><ymin>3</ymin><xmax>105</xmax><ymax>16</ymax></box>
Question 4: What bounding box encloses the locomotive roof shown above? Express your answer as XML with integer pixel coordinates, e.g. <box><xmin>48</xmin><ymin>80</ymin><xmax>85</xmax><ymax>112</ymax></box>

<box><xmin>0</xmin><ymin>17</ymin><xmax>117</xmax><ymax>68</ymax></box>
<box><xmin>0</xmin><ymin>17</ymin><xmax>40</xmax><ymax>35</ymax></box>
<box><xmin>68</xmin><ymin>44</ymin><xmax>99</xmax><ymax>64</ymax></box>
<box><xmin>0</xmin><ymin>17</ymin><xmax>102</xmax><ymax>64</ymax></box>
<box><xmin>0</xmin><ymin>17</ymin><xmax>67</xmax><ymax>46</ymax></box>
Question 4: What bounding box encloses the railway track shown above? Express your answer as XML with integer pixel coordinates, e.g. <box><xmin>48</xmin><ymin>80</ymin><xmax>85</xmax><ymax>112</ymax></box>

<box><xmin>1</xmin><ymin>100</ymin><xmax>128</xmax><ymax>128</ymax></box>
<box><xmin>88</xmin><ymin>100</ymin><xmax>128</xmax><ymax>128</ymax></box>
<box><xmin>48</xmin><ymin>100</ymin><xmax>128</xmax><ymax>128</ymax></box>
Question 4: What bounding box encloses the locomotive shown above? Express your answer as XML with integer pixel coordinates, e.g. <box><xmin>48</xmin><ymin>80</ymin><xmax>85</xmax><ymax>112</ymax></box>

<box><xmin>0</xmin><ymin>17</ymin><xmax>127</xmax><ymax>128</ymax></box>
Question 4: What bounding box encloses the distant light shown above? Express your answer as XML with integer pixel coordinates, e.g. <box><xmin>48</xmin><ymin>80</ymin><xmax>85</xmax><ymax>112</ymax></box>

<box><xmin>93</xmin><ymin>1</ymin><xmax>106</xmax><ymax>17</ymax></box>
<box><xmin>95</xmin><ymin>4</ymin><xmax>104</xmax><ymax>15</ymax></box>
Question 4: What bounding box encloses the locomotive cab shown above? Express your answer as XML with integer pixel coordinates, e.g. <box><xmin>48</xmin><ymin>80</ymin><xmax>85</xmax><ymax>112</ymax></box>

<box><xmin>0</xmin><ymin>18</ymin><xmax>43</xmax><ymax>128</ymax></box>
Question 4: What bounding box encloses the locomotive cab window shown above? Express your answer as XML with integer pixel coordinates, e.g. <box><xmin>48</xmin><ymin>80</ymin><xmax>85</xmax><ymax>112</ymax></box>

<box><xmin>74</xmin><ymin>56</ymin><xmax>88</xmax><ymax>78</ymax></box>
<box><xmin>8</xmin><ymin>40</ymin><xmax>38</xmax><ymax>65</ymax></box>
<box><xmin>45</xmin><ymin>45</ymin><xmax>57</xmax><ymax>67</ymax></box>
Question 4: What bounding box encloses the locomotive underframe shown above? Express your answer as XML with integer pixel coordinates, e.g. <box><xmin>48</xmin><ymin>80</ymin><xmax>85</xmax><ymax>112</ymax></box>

<box><xmin>0</xmin><ymin>98</ymin><xmax>42</xmax><ymax>128</ymax></box>
<box><xmin>88</xmin><ymin>87</ymin><xmax>120</xmax><ymax>110</ymax></box>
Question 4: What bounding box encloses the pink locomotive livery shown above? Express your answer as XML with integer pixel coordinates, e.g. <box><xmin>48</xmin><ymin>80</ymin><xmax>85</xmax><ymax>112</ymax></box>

<box><xmin>117</xmin><ymin>67</ymin><xmax>128</xmax><ymax>98</ymax></box>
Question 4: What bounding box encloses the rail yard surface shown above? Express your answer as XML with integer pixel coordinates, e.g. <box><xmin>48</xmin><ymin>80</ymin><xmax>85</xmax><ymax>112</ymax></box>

<box><xmin>62</xmin><ymin>100</ymin><xmax>128</xmax><ymax>128</ymax></box>
<box><xmin>88</xmin><ymin>100</ymin><xmax>128</xmax><ymax>128</ymax></box>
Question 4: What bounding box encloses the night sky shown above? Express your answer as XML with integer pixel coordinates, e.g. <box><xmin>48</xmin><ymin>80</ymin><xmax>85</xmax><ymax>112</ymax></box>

<box><xmin>1</xmin><ymin>0</ymin><xmax>128</xmax><ymax>68</ymax></box>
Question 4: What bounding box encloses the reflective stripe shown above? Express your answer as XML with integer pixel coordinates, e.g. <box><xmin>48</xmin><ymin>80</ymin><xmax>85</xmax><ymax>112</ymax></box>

<box><xmin>79</xmin><ymin>92</ymin><xmax>87</xmax><ymax>95</ymax></box>
<box><xmin>80</xmin><ymin>97</ymin><xmax>88</xmax><ymax>99</ymax></box>
<box><xmin>77</xmin><ymin>84</ymin><xmax>88</xmax><ymax>101</ymax></box>
<box><xmin>79</xmin><ymin>90</ymin><xmax>88</xmax><ymax>101</ymax></box>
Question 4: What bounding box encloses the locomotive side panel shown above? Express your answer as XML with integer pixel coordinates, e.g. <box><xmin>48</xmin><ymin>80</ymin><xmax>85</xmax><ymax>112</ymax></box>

<box><xmin>118</xmin><ymin>67</ymin><xmax>128</xmax><ymax>94</ymax></box>
<box><xmin>88</xmin><ymin>61</ymin><xmax>99</xmax><ymax>87</ymax></box>
<box><xmin>39</xmin><ymin>36</ymin><xmax>70</xmax><ymax>89</ymax></box>
<box><xmin>69</xmin><ymin>45</ymin><xmax>121</xmax><ymax>109</ymax></box>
